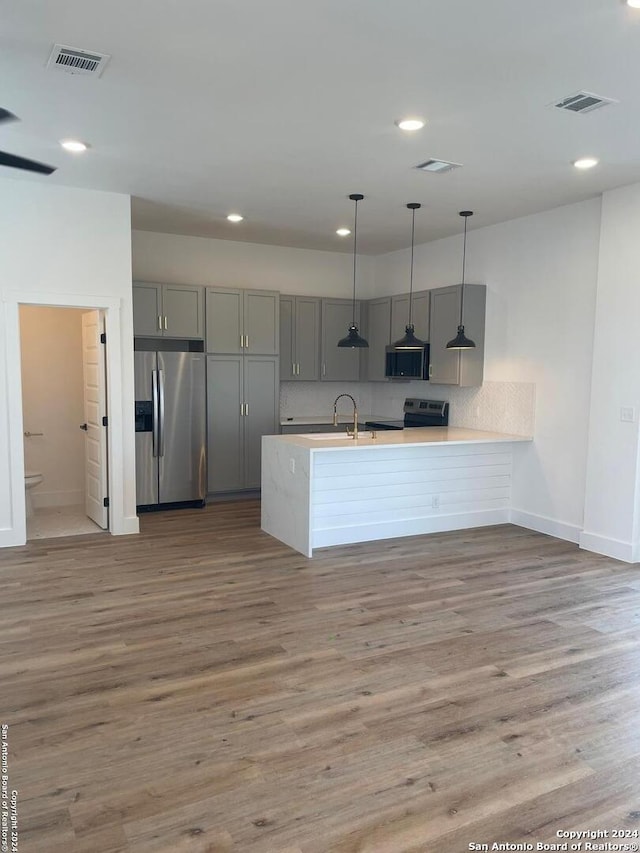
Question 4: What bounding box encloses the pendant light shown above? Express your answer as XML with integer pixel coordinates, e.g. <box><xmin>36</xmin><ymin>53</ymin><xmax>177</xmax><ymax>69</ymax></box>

<box><xmin>446</xmin><ymin>210</ymin><xmax>476</xmax><ymax>350</ymax></box>
<box><xmin>392</xmin><ymin>202</ymin><xmax>426</xmax><ymax>349</ymax></box>
<box><xmin>337</xmin><ymin>193</ymin><xmax>369</xmax><ymax>348</ymax></box>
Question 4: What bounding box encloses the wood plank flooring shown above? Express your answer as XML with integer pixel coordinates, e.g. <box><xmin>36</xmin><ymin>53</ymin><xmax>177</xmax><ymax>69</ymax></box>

<box><xmin>2</xmin><ymin>501</ymin><xmax>640</xmax><ymax>852</ymax></box>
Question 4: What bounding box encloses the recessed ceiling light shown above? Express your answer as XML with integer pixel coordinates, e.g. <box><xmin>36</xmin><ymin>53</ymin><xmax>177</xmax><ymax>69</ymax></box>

<box><xmin>395</xmin><ymin>118</ymin><xmax>425</xmax><ymax>131</ymax></box>
<box><xmin>227</xmin><ymin>213</ymin><xmax>244</xmax><ymax>223</ymax></box>
<box><xmin>627</xmin><ymin>0</ymin><xmax>640</xmax><ymax>9</ymax></box>
<box><xmin>60</xmin><ymin>139</ymin><xmax>88</xmax><ymax>153</ymax></box>
<box><xmin>336</xmin><ymin>228</ymin><xmax>351</xmax><ymax>237</ymax></box>
<box><xmin>573</xmin><ymin>157</ymin><xmax>599</xmax><ymax>170</ymax></box>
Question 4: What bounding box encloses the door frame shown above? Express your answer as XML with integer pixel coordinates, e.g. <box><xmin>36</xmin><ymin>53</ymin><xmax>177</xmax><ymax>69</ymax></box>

<box><xmin>5</xmin><ymin>290</ymin><xmax>131</xmax><ymax>545</ymax></box>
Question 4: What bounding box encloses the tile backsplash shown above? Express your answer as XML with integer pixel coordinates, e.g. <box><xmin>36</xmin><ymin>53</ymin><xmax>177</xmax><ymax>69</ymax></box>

<box><xmin>281</xmin><ymin>380</ymin><xmax>535</xmax><ymax>436</ymax></box>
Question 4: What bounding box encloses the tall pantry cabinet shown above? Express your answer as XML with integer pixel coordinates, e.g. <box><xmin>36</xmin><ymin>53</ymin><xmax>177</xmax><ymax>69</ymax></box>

<box><xmin>206</xmin><ymin>288</ymin><xmax>280</xmax><ymax>493</ymax></box>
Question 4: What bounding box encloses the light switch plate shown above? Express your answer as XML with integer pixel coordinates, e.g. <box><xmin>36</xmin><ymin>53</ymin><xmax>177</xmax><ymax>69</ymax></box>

<box><xmin>621</xmin><ymin>407</ymin><xmax>635</xmax><ymax>423</ymax></box>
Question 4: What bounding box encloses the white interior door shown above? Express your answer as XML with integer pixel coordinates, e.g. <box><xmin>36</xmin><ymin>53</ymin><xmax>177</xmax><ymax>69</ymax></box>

<box><xmin>81</xmin><ymin>311</ymin><xmax>108</xmax><ymax>528</ymax></box>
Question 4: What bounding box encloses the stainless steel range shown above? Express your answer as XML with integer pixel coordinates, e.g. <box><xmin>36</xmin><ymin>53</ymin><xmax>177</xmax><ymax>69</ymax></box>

<box><xmin>365</xmin><ymin>398</ymin><xmax>449</xmax><ymax>431</ymax></box>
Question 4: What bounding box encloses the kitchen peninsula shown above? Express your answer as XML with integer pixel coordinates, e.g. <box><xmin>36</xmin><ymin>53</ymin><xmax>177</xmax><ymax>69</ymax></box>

<box><xmin>261</xmin><ymin>428</ymin><xmax>531</xmax><ymax>557</ymax></box>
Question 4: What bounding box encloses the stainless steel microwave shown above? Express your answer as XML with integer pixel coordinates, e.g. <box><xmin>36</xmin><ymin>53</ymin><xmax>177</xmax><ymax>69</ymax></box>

<box><xmin>384</xmin><ymin>344</ymin><xmax>430</xmax><ymax>379</ymax></box>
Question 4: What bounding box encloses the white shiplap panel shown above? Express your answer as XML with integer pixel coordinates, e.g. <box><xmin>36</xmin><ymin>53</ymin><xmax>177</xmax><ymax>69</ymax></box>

<box><xmin>313</xmin><ymin>474</ymin><xmax>512</xmax><ymax>504</ymax></box>
<box><xmin>313</xmin><ymin>466</ymin><xmax>512</xmax><ymax>495</ymax></box>
<box><xmin>310</xmin><ymin>441</ymin><xmax>514</xmax><ymax>545</ymax></box>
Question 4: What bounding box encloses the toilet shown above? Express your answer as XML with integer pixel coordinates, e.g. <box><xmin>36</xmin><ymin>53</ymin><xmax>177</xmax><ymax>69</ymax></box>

<box><xmin>24</xmin><ymin>471</ymin><xmax>44</xmax><ymax>519</ymax></box>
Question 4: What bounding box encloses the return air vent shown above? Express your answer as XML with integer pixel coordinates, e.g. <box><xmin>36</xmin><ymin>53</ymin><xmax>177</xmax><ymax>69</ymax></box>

<box><xmin>47</xmin><ymin>44</ymin><xmax>111</xmax><ymax>77</ymax></box>
<box><xmin>551</xmin><ymin>91</ymin><xmax>617</xmax><ymax>114</ymax></box>
<box><xmin>415</xmin><ymin>158</ymin><xmax>462</xmax><ymax>174</ymax></box>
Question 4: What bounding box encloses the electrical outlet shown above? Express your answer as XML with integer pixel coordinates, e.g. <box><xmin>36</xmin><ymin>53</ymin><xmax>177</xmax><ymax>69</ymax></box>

<box><xmin>621</xmin><ymin>407</ymin><xmax>636</xmax><ymax>423</ymax></box>
<box><xmin>432</xmin><ymin>495</ymin><xmax>440</xmax><ymax>509</ymax></box>
<box><xmin>289</xmin><ymin>458</ymin><xmax>295</xmax><ymax>474</ymax></box>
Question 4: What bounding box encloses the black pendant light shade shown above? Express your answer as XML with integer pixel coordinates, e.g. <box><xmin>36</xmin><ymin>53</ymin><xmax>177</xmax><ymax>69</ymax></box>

<box><xmin>337</xmin><ymin>193</ymin><xmax>369</xmax><ymax>348</ymax></box>
<box><xmin>393</xmin><ymin>202</ymin><xmax>426</xmax><ymax>350</ymax></box>
<box><xmin>446</xmin><ymin>210</ymin><xmax>476</xmax><ymax>350</ymax></box>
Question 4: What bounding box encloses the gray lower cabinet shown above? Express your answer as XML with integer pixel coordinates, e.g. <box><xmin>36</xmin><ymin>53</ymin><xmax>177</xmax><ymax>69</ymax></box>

<box><xmin>133</xmin><ymin>282</ymin><xmax>204</xmax><ymax>339</ymax></box>
<box><xmin>362</xmin><ymin>297</ymin><xmax>391</xmax><ymax>381</ymax></box>
<box><xmin>206</xmin><ymin>287</ymin><xmax>279</xmax><ymax>355</ymax></box>
<box><xmin>391</xmin><ymin>291</ymin><xmax>430</xmax><ymax>344</ymax></box>
<box><xmin>320</xmin><ymin>298</ymin><xmax>362</xmax><ymax>381</ymax></box>
<box><xmin>428</xmin><ymin>284</ymin><xmax>486</xmax><ymax>386</ymax></box>
<box><xmin>279</xmin><ymin>296</ymin><xmax>321</xmax><ymax>380</ymax></box>
<box><xmin>207</xmin><ymin>355</ymin><xmax>279</xmax><ymax>493</ymax></box>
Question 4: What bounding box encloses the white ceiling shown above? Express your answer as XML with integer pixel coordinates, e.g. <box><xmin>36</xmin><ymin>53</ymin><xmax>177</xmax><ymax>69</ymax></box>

<box><xmin>2</xmin><ymin>0</ymin><xmax>640</xmax><ymax>254</ymax></box>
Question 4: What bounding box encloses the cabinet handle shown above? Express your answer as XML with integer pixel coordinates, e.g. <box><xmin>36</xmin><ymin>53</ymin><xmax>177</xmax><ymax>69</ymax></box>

<box><xmin>429</xmin><ymin>364</ymin><xmax>433</xmax><ymax>378</ymax></box>
<box><xmin>292</xmin><ymin>362</ymin><xmax>296</xmax><ymax>376</ymax></box>
<box><xmin>297</xmin><ymin>363</ymin><xmax>300</xmax><ymax>375</ymax></box>
<box><xmin>158</xmin><ymin>315</ymin><xmax>162</xmax><ymax>331</ymax></box>
<box><xmin>245</xmin><ymin>335</ymin><xmax>249</xmax><ymax>350</ymax></box>
<box><xmin>164</xmin><ymin>316</ymin><xmax>168</xmax><ymax>331</ymax></box>
<box><xmin>240</xmin><ymin>402</ymin><xmax>244</xmax><ymax>416</ymax></box>
<box><xmin>322</xmin><ymin>363</ymin><xmax>326</xmax><ymax>376</ymax></box>
<box><xmin>245</xmin><ymin>402</ymin><xmax>249</xmax><ymax>416</ymax></box>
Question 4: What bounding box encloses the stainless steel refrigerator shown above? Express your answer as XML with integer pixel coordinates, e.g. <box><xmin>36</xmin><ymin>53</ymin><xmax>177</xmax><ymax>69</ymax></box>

<box><xmin>134</xmin><ymin>350</ymin><xmax>206</xmax><ymax>510</ymax></box>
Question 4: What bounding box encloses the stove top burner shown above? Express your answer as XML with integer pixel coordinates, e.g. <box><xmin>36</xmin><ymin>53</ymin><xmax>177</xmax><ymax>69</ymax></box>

<box><xmin>364</xmin><ymin>398</ymin><xmax>449</xmax><ymax>431</ymax></box>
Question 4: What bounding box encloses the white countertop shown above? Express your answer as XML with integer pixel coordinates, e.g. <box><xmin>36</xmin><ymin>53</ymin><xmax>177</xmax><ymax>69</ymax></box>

<box><xmin>268</xmin><ymin>426</ymin><xmax>532</xmax><ymax>451</ymax></box>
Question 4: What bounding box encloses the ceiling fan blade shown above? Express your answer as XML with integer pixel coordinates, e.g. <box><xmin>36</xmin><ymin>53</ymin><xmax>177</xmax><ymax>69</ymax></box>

<box><xmin>0</xmin><ymin>150</ymin><xmax>56</xmax><ymax>175</ymax></box>
<box><xmin>0</xmin><ymin>108</ymin><xmax>18</xmax><ymax>124</ymax></box>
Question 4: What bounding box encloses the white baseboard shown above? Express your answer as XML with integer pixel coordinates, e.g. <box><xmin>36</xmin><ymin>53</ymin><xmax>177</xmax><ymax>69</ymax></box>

<box><xmin>579</xmin><ymin>531</ymin><xmax>637</xmax><ymax>564</ymax></box>
<box><xmin>313</xmin><ymin>508</ymin><xmax>510</xmax><ymax>551</ymax></box>
<box><xmin>33</xmin><ymin>489</ymin><xmax>83</xmax><ymax>509</ymax></box>
<box><xmin>509</xmin><ymin>508</ymin><xmax>582</xmax><ymax>544</ymax></box>
<box><xmin>0</xmin><ymin>527</ymin><xmax>26</xmax><ymax>548</ymax></box>
<box><xmin>111</xmin><ymin>515</ymin><xmax>140</xmax><ymax>536</ymax></box>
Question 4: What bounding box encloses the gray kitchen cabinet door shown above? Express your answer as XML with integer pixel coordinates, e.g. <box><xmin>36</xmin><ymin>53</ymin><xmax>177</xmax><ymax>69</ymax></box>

<box><xmin>296</xmin><ymin>297</ymin><xmax>321</xmax><ymax>380</ymax></box>
<box><xmin>163</xmin><ymin>284</ymin><xmax>204</xmax><ymax>339</ymax></box>
<box><xmin>244</xmin><ymin>291</ymin><xmax>279</xmax><ymax>354</ymax></box>
<box><xmin>206</xmin><ymin>288</ymin><xmax>243</xmax><ymax>354</ymax></box>
<box><xmin>363</xmin><ymin>297</ymin><xmax>391</xmax><ymax>381</ymax></box>
<box><xmin>391</xmin><ymin>290</ymin><xmax>430</xmax><ymax>343</ymax></box>
<box><xmin>206</xmin><ymin>355</ymin><xmax>244</xmax><ymax>492</ymax></box>
<box><xmin>279</xmin><ymin>296</ymin><xmax>320</xmax><ymax>381</ymax></box>
<box><xmin>279</xmin><ymin>296</ymin><xmax>295</xmax><ymax>380</ymax></box>
<box><xmin>321</xmin><ymin>298</ymin><xmax>361</xmax><ymax>381</ymax></box>
<box><xmin>133</xmin><ymin>282</ymin><xmax>163</xmax><ymax>337</ymax></box>
<box><xmin>243</xmin><ymin>356</ymin><xmax>279</xmax><ymax>489</ymax></box>
<box><xmin>429</xmin><ymin>284</ymin><xmax>485</xmax><ymax>386</ymax></box>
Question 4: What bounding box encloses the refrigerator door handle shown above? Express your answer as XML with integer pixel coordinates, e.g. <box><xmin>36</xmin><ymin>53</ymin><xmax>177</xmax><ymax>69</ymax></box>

<box><xmin>151</xmin><ymin>369</ymin><xmax>159</xmax><ymax>457</ymax></box>
<box><xmin>158</xmin><ymin>368</ymin><xmax>166</xmax><ymax>457</ymax></box>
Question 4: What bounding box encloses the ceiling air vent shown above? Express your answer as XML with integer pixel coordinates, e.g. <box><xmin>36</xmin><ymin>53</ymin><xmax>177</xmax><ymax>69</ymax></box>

<box><xmin>551</xmin><ymin>91</ymin><xmax>617</xmax><ymax>114</ymax></box>
<box><xmin>415</xmin><ymin>158</ymin><xmax>462</xmax><ymax>174</ymax></box>
<box><xmin>47</xmin><ymin>44</ymin><xmax>111</xmax><ymax>77</ymax></box>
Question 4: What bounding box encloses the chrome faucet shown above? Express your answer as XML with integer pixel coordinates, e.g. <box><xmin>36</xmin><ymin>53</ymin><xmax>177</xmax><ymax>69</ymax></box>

<box><xmin>333</xmin><ymin>393</ymin><xmax>359</xmax><ymax>439</ymax></box>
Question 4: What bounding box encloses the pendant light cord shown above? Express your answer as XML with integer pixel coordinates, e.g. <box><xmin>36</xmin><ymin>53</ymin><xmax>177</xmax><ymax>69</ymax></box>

<box><xmin>351</xmin><ymin>197</ymin><xmax>358</xmax><ymax>325</ymax></box>
<box><xmin>409</xmin><ymin>206</ymin><xmax>415</xmax><ymax>326</ymax></box>
<box><xmin>458</xmin><ymin>210</ymin><xmax>473</xmax><ymax>326</ymax></box>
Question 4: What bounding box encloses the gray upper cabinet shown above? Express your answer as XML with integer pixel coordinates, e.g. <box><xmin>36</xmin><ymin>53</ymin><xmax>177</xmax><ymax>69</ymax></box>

<box><xmin>429</xmin><ymin>284</ymin><xmax>486</xmax><ymax>386</ymax></box>
<box><xmin>321</xmin><ymin>298</ymin><xmax>361</xmax><ymax>381</ymax></box>
<box><xmin>279</xmin><ymin>295</ymin><xmax>321</xmax><ymax>381</ymax></box>
<box><xmin>133</xmin><ymin>281</ymin><xmax>204</xmax><ymax>339</ymax></box>
<box><xmin>391</xmin><ymin>291</ymin><xmax>430</xmax><ymax>344</ymax></box>
<box><xmin>362</xmin><ymin>297</ymin><xmax>391</xmax><ymax>382</ymax></box>
<box><xmin>206</xmin><ymin>354</ymin><xmax>279</xmax><ymax>493</ymax></box>
<box><xmin>206</xmin><ymin>287</ymin><xmax>279</xmax><ymax>355</ymax></box>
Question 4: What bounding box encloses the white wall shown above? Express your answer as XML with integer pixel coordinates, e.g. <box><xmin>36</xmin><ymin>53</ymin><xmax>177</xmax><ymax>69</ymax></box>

<box><xmin>20</xmin><ymin>306</ymin><xmax>86</xmax><ymax>507</ymax></box>
<box><xmin>132</xmin><ymin>230</ymin><xmax>375</xmax><ymax>297</ymax></box>
<box><xmin>581</xmin><ymin>183</ymin><xmax>640</xmax><ymax>562</ymax></box>
<box><xmin>0</xmin><ymin>179</ymin><xmax>137</xmax><ymax>547</ymax></box>
<box><xmin>374</xmin><ymin>198</ymin><xmax>603</xmax><ymax>540</ymax></box>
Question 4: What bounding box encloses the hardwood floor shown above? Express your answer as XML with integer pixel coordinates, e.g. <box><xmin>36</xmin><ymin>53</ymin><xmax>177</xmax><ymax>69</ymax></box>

<box><xmin>2</xmin><ymin>501</ymin><xmax>640</xmax><ymax>852</ymax></box>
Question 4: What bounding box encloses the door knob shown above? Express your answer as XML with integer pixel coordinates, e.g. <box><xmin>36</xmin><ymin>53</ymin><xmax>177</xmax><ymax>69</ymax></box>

<box><xmin>79</xmin><ymin>423</ymin><xmax>88</xmax><ymax>431</ymax></box>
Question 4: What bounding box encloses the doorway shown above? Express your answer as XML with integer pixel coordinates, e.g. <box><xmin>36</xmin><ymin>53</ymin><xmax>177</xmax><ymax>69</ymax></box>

<box><xmin>19</xmin><ymin>305</ymin><xmax>109</xmax><ymax>540</ymax></box>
